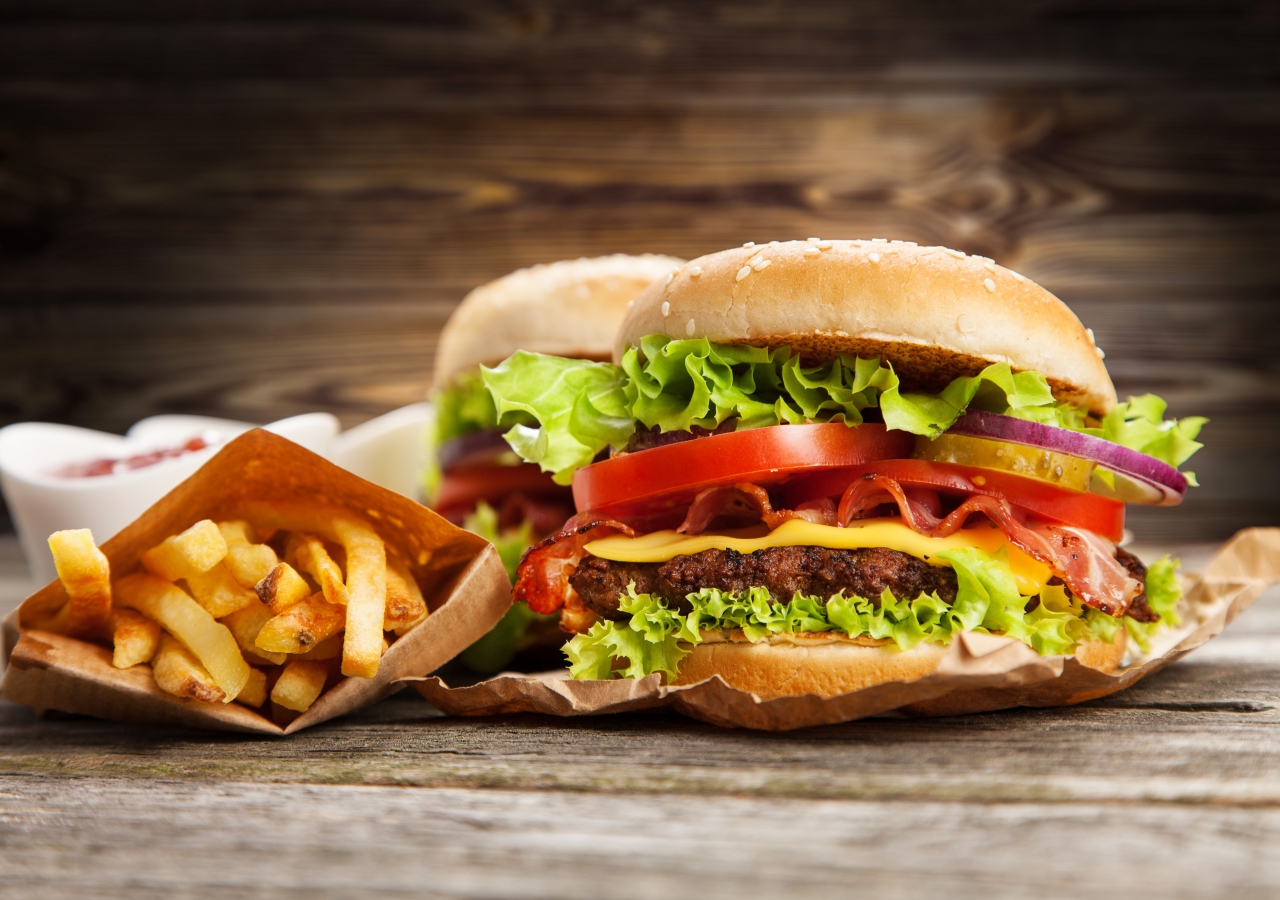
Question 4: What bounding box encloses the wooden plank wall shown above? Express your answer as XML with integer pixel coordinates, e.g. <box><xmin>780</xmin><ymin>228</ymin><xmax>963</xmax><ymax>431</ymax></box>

<box><xmin>0</xmin><ymin>1</ymin><xmax>1276</xmax><ymax>542</ymax></box>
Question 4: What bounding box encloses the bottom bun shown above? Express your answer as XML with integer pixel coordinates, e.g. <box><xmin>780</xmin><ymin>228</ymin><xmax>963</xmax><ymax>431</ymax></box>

<box><xmin>671</xmin><ymin>630</ymin><xmax>1128</xmax><ymax>700</ymax></box>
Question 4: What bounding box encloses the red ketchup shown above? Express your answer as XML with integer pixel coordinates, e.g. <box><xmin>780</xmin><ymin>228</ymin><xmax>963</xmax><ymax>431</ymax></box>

<box><xmin>52</xmin><ymin>435</ymin><xmax>220</xmax><ymax>479</ymax></box>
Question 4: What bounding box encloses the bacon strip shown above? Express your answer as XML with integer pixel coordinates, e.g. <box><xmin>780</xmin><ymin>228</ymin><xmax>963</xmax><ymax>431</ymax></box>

<box><xmin>513</xmin><ymin>512</ymin><xmax>636</xmax><ymax>614</ymax></box>
<box><xmin>677</xmin><ymin>483</ymin><xmax>837</xmax><ymax>535</ymax></box>
<box><xmin>837</xmin><ymin>473</ymin><xmax>1142</xmax><ymax>616</ymax></box>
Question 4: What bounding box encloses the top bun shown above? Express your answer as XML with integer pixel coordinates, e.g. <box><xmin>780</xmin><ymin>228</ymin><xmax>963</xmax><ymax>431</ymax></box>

<box><xmin>616</xmin><ymin>240</ymin><xmax>1115</xmax><ymax>414</ymax></box>
<box><xmin>434</xmin><ymin>254</ymin><xmax>685</xmax><ymax>387</ymax></box>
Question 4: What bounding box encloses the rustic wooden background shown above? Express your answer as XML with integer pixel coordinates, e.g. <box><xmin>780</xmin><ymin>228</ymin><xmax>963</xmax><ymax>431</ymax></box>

<box><xmin>0</xmin><ymin>1</ymin><xmax>1277</xmax><ymax>542</ymax></box>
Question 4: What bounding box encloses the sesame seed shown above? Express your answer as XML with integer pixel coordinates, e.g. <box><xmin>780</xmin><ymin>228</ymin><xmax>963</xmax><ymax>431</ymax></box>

<box><xmin>804</xmin><ymin>247</ymin><xmax>820</xmax><ymax>257</ymax></box>
<box><xmin>661</xmin><ymin>301</ymin><xmax>670</xmax><ymax>317</ymax></box>
<box><xmin>947</xmin><ymin>249</ymin><xmax>966</xmax><ymax>259</ymax></box>
<box><xmin>872</xmin><ymin>238</ymin><xmax>887</xmax><ymax>243</ymax></box>
<box><xmin>743</xmin><ymin>241</ymin><xmax>756</xmax><ymax>248</ymax></box>
<box><xmin>1010</xmin><ymin>270</ymin><xmax>1027</xmax><ymax>282</ymax></box>
<box><xmin>753</xmin><ymin>258</ymin><xmax>771</xmax><ymax>271</ymax></box>
<box><xmin>1086</xmin><ymin>328</ymin><xmax>1095</xmax><ymax>343</ymax></box>
<box><xmin>817</xmin><ymin>240</ymin><xmax>833</xmax><ymax>250</ymax></box>
<box><xmin>1095</xmin><ymin>346</ymin><xmax>1106</xmax><ymax>359</ymax></box>
<box><xmin>736</xmin><ymin>265</ymin><xmax>752</xmax><ymax>281</ymax></box>
<box><xmin>983</xmin><ymin>259</ymin><xmax>996</xmax><ymax>271</ymax></box>
<box><xmin>869</xmin><ymin>252</ymin><xmax>881</xmax><ymax>263</ymax></box>
<box><xmin>807</xmin><ymin>237</ymin><xmax>821</xmax><ymax>243</ymax></box>
<box><xmin>957</xmin><ymin>314</ymin><xmax>973</xmax><ymax>334</ymax></box>
<box><xmin>768</xmin><ymin>241</ymin><xmax>780</xmax><ymax>247</ymax></box>
<box><xmin>690</xmin><ymin>265</ymin><xmax>702</xmax><ymax>277</ymax></box>
<box><xmin>747</xmin><ymin>254</ymin><xmax>764</xmax><ymax>267</ymax></box>
<box><xmin>664</xmin><ymin>272</ymin><xmax>674</xmax><ymax>286</ymax></box>
<box><xmin>984</xmin><ymin>277</ymin><xmax>996</xmax><ymax>292</ymax></box>
<box><xmin>686</xmin><ymin>319</ymin><xmax>696</xmax><ymax>336</ymax></box>
<box><xmin>904</xmin><ymin>241</ymin><xmax>918</xmax><ymax>247</ymax></box>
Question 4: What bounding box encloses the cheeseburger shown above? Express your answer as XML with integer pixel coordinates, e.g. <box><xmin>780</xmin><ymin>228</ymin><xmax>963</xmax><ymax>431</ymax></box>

<box><xmin>482</xmin><ymin>239</ymin><xmax>1206</xmax><ymax>698</ymax></box>
<box><xmin>430</xmin><ymin>254</ymin><xmax>683</xmax><ymax>671</ymax></box>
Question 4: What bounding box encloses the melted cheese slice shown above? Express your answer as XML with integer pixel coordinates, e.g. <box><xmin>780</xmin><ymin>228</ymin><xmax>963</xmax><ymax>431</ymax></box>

<box><xmin>585</xmin><ymin>518</ymin><xmax>1052</xmax><ymax>596</ymax></box>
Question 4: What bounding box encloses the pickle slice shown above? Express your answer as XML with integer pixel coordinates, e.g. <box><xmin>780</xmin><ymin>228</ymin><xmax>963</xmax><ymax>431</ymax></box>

<box><xmin>913</xmin><ymin>433</ymin><xmax>1094</xmax><ymax>491</ymax></box>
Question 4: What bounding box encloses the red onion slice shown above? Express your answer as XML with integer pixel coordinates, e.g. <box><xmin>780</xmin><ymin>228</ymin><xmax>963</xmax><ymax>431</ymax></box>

<box><xmin>947</xmin><ymin>410</ymin><xmax>1187</xmax><ymax>507</ymax></box>
<box><xmin>436</xmin><ymin>429</ymin><xmax>514</xmax><ymax>473</ymax></box>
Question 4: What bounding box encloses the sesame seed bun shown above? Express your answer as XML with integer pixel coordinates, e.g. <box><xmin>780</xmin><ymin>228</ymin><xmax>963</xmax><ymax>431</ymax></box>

<box><xmin>671</xmin><ymin>628</ymin><xmax>1127</xmax><ymax>699</ymax></box>
<box><xmin>434</xmin><ymin>254</ymin><xmax>684</xmax><ymax>388</ymax></box>
<box><xmin>616</xmin><ymin>240</ymin><xmax>1116</xmax><ymax>415</ymax></box>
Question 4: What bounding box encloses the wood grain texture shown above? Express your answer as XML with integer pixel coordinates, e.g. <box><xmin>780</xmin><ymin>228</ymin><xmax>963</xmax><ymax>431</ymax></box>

<box><xmin>0</xmin><ymin>1</ymin><xmax>1277</xmax><ymax>543</ymax></box>
<box><xmin>6</xmin><ymin>779</ymin><xmax>1280</xmax><ymax>900</ymax></box>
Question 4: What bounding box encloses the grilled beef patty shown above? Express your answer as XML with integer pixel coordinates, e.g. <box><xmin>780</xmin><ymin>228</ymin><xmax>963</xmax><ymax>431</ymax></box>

<box><xmin>569</xmin><ymin>546</ymin><xmax>960</xmax><ymax>622</ymax></box>
<box><xmin>570</xmin><ymin>545</ymin><xmax>1155</xmax><ymax>623</ymax></box>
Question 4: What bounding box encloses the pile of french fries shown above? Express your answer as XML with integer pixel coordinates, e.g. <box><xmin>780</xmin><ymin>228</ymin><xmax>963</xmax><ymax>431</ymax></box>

<box><xmin>42</xmin><ymin>515</ymin><xmax>427</xmax><ymax>716</ymax></box>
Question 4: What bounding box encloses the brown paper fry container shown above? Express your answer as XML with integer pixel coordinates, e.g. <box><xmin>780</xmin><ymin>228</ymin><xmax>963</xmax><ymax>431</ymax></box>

<box><xmin>413</xmin><ymin>527</ymin><xmax>1280</xmax><ymax>731</ymax></box>
<box><xmin>0</xmin><ymin>429</ymin><xmax>511</xmax><ymax>735</ymax></box>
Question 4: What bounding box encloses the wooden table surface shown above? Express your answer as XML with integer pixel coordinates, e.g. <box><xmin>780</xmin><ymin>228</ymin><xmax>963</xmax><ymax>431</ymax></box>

<box><xmin>4</xmin><ymin>538</ymin><xmax>1280</xmax><ymax>898</ymax></box>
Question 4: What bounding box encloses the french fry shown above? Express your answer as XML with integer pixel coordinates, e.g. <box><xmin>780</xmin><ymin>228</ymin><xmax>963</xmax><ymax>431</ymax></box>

<box><xmin>292</xmin><ymin>632</ymin><xmax>343</xmax><ymax>661</ymax></box>
<box><xmin>221</xmin><ymin>599</ymin><xmax>288</xmax><ymax>666</ymax></box>
<box><xmin>334</xmin><ymin>517</ymin><xmax>386</xmax><ymax>679</ymax></box>
<box><xmin>255</xmin><ymin>562</ymin><xmax>311</xmax><ymax>614</ymax></box>
<box><xmin>110</xmin><ymin>608</ymin><xmax>161</xmax><ymax>669</ymax></box>
<box><xmin>151</xmin><ymin>634</ymin><xmax>226</xmax><ymax>704</ymax></box>
<box><xmin>141</xmin><ymin>519</ymin><xmax>227</xmax><ymax>582</ymax></box>
<box><xmin>218</xmin><ymin>520</ymin><xmax>278</xmax><ymax>588</ymax></box>
<box><xmin>285</xmin><ymin>533</ymin><xmax>348</xmax><ymax>606</ymax></box>
<box><xmin>235</xmin><ymin>667</ymin><xmax>268</xmax><ymax>708</ymax></box>
<box><xmin>217</xmin><ymin>520</ymin><xmax>256</xmax><ymax>544</ymax></box>
<box><xmin>270</xmin><ymin>659</ymin><xmax>328</xmax><ymax>712</ymax></box>
<box><xmin>47</xmin><ymin>529</ymin><xmax>113</xmax><ymax>638</ymax></box>
<box><xmin>383</xmin><ymin>558</ymin><xmax>427</xmax><ymax>634</ymax></box>
<box><xmin>186</xmin><ymin>562</ymin><xmax>257</xmax><ymax>618</ymax></box>
<box><xmin>115</xmin><ymin>572</ymin><xmax>250</xmax><ymax>702</ymax></box>
<box><xmin>255</xmin><ymin>592</ymin><xmax>345</xmax><ymax>655</ymax></box>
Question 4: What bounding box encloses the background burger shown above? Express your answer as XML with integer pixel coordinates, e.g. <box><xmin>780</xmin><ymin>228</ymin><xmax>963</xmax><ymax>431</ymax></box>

<box><xmin>481</xmin><ymin>239</ymin><xmax>1206</xmax><ymax>698</ymax></box>
<box><xmin>429</xmin><ymin>253</ymin><xmax>683</xmax><ymax>672</ymax></box>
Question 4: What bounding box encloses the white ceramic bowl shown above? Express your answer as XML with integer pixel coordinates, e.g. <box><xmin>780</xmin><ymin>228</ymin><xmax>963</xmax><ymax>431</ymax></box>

<box><xmin>0</xmin><ymin>412</ymin><xmax>339</xmax><ymax>584</ymax></box>
<box><xmin>329</xmin><ymin>402</ymin><xmax>431</xmax><ymax>502</ymax></box>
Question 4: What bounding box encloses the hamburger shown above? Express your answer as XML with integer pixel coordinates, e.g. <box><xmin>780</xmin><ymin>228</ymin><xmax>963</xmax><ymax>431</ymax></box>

<box><xmin>481</xmin><ymin>239</ymin><xmax>1205</xmax><ymax>698</ymax></box>
<box><xmin>429</xmin><ymin>254</ymin><xmax>684</xmax><ymax>671</ymax></box>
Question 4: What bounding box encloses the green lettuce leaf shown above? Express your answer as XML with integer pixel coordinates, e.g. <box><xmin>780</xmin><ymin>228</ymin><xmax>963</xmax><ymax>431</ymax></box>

<box><xmin>882</xmin><ymin>362</ymin><xmax>1076</xmax><ymax>438</ymax></box>
<box><xmin>565</xmin><ymin>585</ymin><xmax>692</xmax><ymax>680</ymax></box>
<box><xmin>434</xmin><ymin>370</ymin><xmax>502</xmax><ymax>445</ymax></box>
<box><xmin>1087</xmin><ymin>394</ymin><xmax>1207</xmax><ymax>477</ymax></box>
<box><xmin>482</xmin><ymin>352</ymin><xmax>633</xmax><ymax>485</ymax></box>
<box><xmin>1125</xmin><ymin>555</ymin><xmax>1184</xmax><ymax>653</ymax></box>
<box><xmin>458</xmin><ymin>604</ymin><xmax>552</xmax><ymax>675</ymax></box>
<box><xmin>462</xmin><ymin>501</ymin><xmax>533</xmax><ymax>583</ymax></box>
<box><xmin>455</xmin><ymin>501</ymin><xmax>556</xmax><ymax>674</ymax></box>
<box><xmin>620</xmin><ymin>335</ymin><xmax>891</xmax><ymax>433</ymax></box>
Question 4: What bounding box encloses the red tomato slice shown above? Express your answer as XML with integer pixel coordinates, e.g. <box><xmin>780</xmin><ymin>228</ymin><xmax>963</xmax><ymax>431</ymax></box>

<box><xmin>780</xmin><ymin>459</ymin><xmax>1125</xmax><ymax>541</ymax></box>
<box><xmin>434</xmin><ymin>463</ymin><xmax>570</xmax><ymax>520</ymax></box>
<box><xmin>572</xmin><ymin>423</ymin><xmax>914</xmax><ymax>520</ymax></box>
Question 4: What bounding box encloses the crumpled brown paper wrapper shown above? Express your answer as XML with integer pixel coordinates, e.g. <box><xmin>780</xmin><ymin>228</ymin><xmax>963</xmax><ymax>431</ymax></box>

<box><xmin>1</xmin><ymin>429</ymin><xmax>511</xmax><ymax>735</ymax></box>
<box><xmin>413</xmin><ymin>527</ymin><xmax>1280</xmax><ymax>731</ymax></box>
